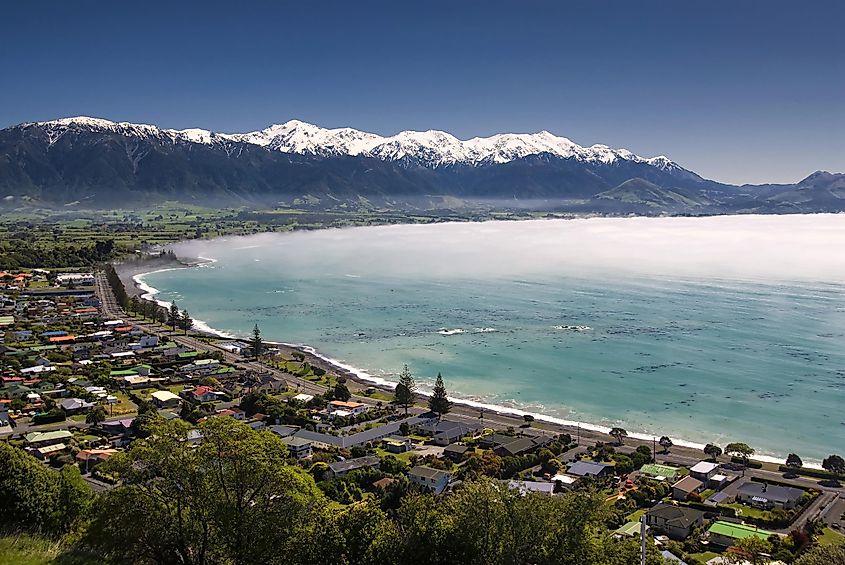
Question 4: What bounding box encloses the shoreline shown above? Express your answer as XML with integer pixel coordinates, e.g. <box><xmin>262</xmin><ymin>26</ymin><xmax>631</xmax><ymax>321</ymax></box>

<box><xmin>118</xmin><ymin>256</ymin><xmax>822</xmax><ymax>469</ymax></box>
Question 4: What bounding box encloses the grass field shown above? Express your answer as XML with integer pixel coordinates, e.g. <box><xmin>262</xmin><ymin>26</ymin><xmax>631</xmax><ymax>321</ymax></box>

<box><xmin>0</xmin><ymin>533</ymin><xmax>104</xmax><ymax>565</ymax></box>
<box><xmin>818</xmin><ymin>527</ymin><xmax>845</xmax><ymax>546</ymax></box>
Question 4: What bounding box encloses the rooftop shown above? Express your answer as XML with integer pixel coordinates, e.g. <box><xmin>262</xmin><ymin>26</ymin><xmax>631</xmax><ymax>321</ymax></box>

<box><xmin>566</xmin><ymin>460</ymin><xmax>612</xmax><ymax>476</ymax></box>
<box><xmin>690</xmin><ymin>461</ymin><xmax>719</xmax><ymax>474</ymax></box>
<box><xmin>328</xmin><ymin>455</ymin><xmax>380</xmax><ymax>474</ymax></box>
<box><xmin>410</xmin><ymin>465</ymin><xmax>451</xmax><ymax>481</ymax></box>
<box><xmin>708</xmin><ymin>520</ymin><xmax>774</xmax><ymax>540</ymax></box>
<box><xmin>640</xmin><ymin>463</ymin><xmax>680</xmax><ymax>479</ymax></box>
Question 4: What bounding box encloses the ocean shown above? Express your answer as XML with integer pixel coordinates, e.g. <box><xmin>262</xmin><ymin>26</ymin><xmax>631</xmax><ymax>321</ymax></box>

<box><xmin>137</xmin><ymin>215</ymin><xmax>845</xmax><ymax>464</ymax></box>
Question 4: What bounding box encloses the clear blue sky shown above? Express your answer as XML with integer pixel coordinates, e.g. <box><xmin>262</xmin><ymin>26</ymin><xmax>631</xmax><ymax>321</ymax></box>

<box><xmin>2</xmin><ymin>1</ymin><xmax>842</xmax><ymax>184</ymax></box>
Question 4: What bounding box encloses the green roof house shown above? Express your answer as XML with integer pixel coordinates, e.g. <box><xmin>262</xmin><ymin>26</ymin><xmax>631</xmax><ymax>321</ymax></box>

<box><xmin>708</xmin><ymin>521</ymin><xmax>775</xmax><ymax>547</ymax></box>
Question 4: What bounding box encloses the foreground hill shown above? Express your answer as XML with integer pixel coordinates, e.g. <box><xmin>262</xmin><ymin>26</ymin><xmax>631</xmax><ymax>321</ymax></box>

<box><xmin>0</xmin><ymin>116</ymin><xmax>842</xmax><ymax>213</ymax></box>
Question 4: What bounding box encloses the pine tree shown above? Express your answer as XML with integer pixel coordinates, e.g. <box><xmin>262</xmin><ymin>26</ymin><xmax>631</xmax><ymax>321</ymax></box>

<box><xmin>394</xmin><ymin>364</ymin><xmax>416</xmax><ymax>415</ymax></box>
<box><xmin>180</xmin><ymin>310</ymin><xmax>193</xmax><ymax>335</ymax></box>
<box><xmin>250</xmin><ymin>324</ymin><xmax>263</xmax><ymax>358</ymax></box>
<box><xmin>168</xmin><ymin>302</ymin><xmax>180</xmax><ymax>332</ymax></box>
<box><xmin>428</xmin><ymin>372</ymin><xmax>451</xmax><ymax>417</ymax></box>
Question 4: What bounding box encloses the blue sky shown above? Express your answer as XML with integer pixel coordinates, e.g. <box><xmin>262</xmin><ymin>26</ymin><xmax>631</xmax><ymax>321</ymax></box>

<box><xmin>2</xmin><ymin>1</ymin><xmax>842</xmax><ymax>184</ymax></box>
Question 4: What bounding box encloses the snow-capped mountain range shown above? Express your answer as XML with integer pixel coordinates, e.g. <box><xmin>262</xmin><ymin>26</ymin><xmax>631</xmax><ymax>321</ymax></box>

<box><xmin>25</xmin><ymin>116</ymin><xmax>689</xmax><ymax>173</ymax></box>
<box><xmin>8</xmin><ymin>114</ymin><xmax>841</xmax><ymax>213</ymax></box>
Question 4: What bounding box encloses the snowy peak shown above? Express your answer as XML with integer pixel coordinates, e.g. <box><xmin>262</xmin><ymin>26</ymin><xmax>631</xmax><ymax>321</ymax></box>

<box><xmin>234</xmin><ymin>120</ymin><xmax>688</xmax><ymax>170</ymax></box>
<box><xmin>18</xmin><ymin>116</ymin><xmax>694</xmax><ymax>175</ymax></box>
<box><xmin>25</xmin><ymin>116</ymin><xmax>233</xmax><ymax>146</ymax></box>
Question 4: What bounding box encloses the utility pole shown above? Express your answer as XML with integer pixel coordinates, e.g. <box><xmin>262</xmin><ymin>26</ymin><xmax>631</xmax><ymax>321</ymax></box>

<box><xmin>640</xmin><ymin>513</ymin><xmax>647</xmax><ymax>565</ymax></box>
<box><xmin>653</xmin><ymin>436</ymin><xmax>657</xmax><ymax>462</ymax></box>
<box><xmin>577</xmin><ymin>423</ymin><xmax>580</xmax><ymax>445</ymax></box>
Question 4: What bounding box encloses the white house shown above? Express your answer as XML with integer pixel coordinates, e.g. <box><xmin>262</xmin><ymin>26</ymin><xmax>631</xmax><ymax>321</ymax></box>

<box><xmin>409</xmin><ymin>466</ymin><xmax>452</xmax><ymax>494</ymax></box>
<box><xmin>327</xmin><ymin>400</ymin><xmax>369</xmax><ymax>416</ymax></box>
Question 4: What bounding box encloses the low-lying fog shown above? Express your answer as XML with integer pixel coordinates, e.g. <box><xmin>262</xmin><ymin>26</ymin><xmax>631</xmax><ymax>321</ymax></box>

<box><xmin>170</xmin><ymin>214</ymin><xmax>845</xmax><ymax>283</ymax></box>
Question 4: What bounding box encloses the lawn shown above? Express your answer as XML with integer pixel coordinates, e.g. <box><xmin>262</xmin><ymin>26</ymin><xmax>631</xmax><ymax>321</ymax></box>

<box><xmin>373</xmin><ymin>447</ymin><xmax>417</xmax><ymax>464</ymax></box>
<box><xmin>688</xmin><ymin>551</ymin><xmax>721</xmax><ymax>562</ymax></box>
<box><xmin>0</xmin><ymin>533</ymin><xmax>105</xmax><ymax>565</ymax></box>
<box><xmin>722</xmin><ymin>503</ymin><xmax>770</xmax><ymax>520</ymax></box>
<box><xmin>817</xmin><ymin>527</ymin><xmax>845</xmax><ymax>546</ymax></box>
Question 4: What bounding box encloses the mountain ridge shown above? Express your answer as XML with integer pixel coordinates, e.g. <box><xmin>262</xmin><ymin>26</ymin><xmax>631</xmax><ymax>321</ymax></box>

<box><xmin>23</xmin><ymin>116</ymin><xmax>694</xmax><ymax>173</ymax></box>
<box><xmin>1</xmin><ymin>116</ymin><xmax>842</xmax><ymax>214</ymax></box>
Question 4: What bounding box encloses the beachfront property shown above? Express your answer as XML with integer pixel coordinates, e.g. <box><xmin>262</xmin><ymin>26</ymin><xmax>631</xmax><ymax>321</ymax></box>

<box><xmin>707</xmin><ymin>521</ymin><xmax>775</xmax><ymax>548</ymax></box>
<box><xmin>645</xmin><ymin>503</ymin><xmax>705</xmax><ymax>540</ymax></box>
<box><xmin>409</xmin><ymin>465</ymin><xmax>452</xmax><ymax>494</ymax></box>
<box><xmin>735</xmin><ymin>481</ymin><xmax>804</xmax><ymax>510</ymax></box>
<box><xmin>639</xmin><ymin>463</ymin><xmax>681</xmax><ymax>481</ymax></box>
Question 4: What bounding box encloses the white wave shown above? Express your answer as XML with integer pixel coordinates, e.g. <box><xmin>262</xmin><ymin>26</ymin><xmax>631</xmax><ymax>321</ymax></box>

<box><xmin>189</xmin><ymin>318</ymin><xmax>238</xmax><ymax>339</ymax></box>
<box><xmin>474</xmin><ymin>327</ymin><xmax>498</xmax><ymax>333</ymax></box>
<box><xmin>438</xmin><ymin>328</ymin><xmax>466</xmax><ymax>335</ymax></box>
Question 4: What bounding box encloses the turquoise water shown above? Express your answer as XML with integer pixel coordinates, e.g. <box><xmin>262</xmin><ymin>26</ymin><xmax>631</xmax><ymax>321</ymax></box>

<box><xmin>141</xmin><ymin>217</ymin><xmax>845</xmax><ymax>463</ymax></box>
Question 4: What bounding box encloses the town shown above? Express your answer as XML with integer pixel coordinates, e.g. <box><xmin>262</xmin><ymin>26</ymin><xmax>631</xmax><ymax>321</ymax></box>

<box><xmin>1</xmin><ymin>266</ymin><xmax>844</xmax><ymax>565</ymax></box>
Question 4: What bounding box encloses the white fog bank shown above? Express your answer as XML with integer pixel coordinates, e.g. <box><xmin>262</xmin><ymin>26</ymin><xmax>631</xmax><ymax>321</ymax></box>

<box><xmin>169</xmin><ymin>214</ymin><xmax>845</xmax><ymax>283</ymax></box>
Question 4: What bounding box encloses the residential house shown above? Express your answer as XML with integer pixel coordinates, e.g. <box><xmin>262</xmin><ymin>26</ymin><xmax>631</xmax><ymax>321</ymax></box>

<box><xmin>417</xmin><ymin>418</ymin><xmax>481</xmax><ymax>446</ymax></box>
<box><xmin>493</xmin><ymin>435</ymin><xmax>552</xmax><ymax>458</ymax></box>
<box><xmin>76</xmin><ymin>449</ymin><xmax>118</xmax><ymax>470</ymax></box>
<box><xmin>59</xmin><ymin>397</ymin><xmax>95</xmax><ymax>415</ymax></box>
<box><xmin>281</xmin><ymin>436</ymin><xmax>313</xmax><ymax>459</ymax></box>
<box><xmin>101</xmin><ymin>418</ymin><xmax>135</xmax><ymax>436</ymax></box>
<box><xmin>565</xmin><ymin>460</ymin><xmax>613</xmax><ymax>478</ymax></box>
<box><xmin>189</xmin><ymin>386</ymin><xmax>219</xmax><ymax>403</ymax></box>
<box><xmin>327</xmin><ymin>400</ymin><xmax>368</xmax><ymax>416</ymax></box>
<box><xmin>443</xmin><ymin>443</ymin><xmax>470</xmax><ymax>462</ymax></box>
<box><xmin>639</xmin><ymin>463</ymin><xmax>681</xmax><ymax>481</ymax></box>
<box><xmin>507</xmin><ymin>480</ymin><xmax>555</xmax><ymax>496</ymax></box>
<box><xmin>645</xmin><ymin>503</ymin><xmax>706</xmax><ymax>540</ymax></box>
<box><xmin>33</xmin><ymin>443</ymin><xmax>68</xmax><ymax>460</ymax></box>
<box><xmin>672</xmin><ymin>476</ymin><xmax>704</xmax><ymax>501</ymax></box>
<box><xmin>269</xmin><ymin>425</ymin><xmax>298</xmax><ymax>438</ymax></box>
<box><xmin>689</xmin><ymin>461</ymin><xmax>720</xmax><ymax>483</ymax></box>
<box><xmin>708</xmin><ymin>521</ymin><xmax>774</xmax><ymax>548</ymax></box>
<box><xmin>328</xmin><ymin>455</ymin><xmax>381</xmax><ymax>478</ymax></box>
<box><xmin>551</xmin><ymin>473</ymin><xmax>581</xmax><ymax>489</ymax></box>
<box><xmin>736</xmin><ymin>481</ymin><xmax>804</xmax><ymax>510</ymax></box>
<box><xmin>151</xmin><ymin>390</ymin><xmax>182</xmax><ymax>409</ymax></box>
<box><xmin>382</xmin><ymin>435</ymin><xmax>411</xmax><ymax>453</ymax></box>
<box><xmin>409</xmin><ymin>466</ymin><xmax>452</xmax><ymax>494</ymax></box>
<box><xmin>25</xmin><ymin>430</ymin><xmax>73</xmax><ymax>447</ymax></box>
